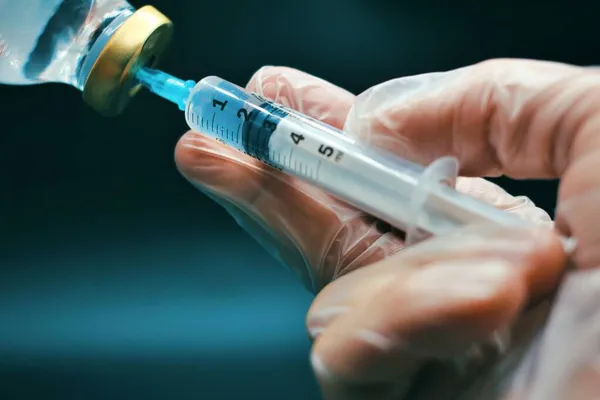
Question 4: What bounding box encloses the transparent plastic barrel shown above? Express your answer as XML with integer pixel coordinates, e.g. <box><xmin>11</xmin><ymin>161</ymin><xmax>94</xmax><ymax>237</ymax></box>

<box><xmin>183</xmin><ymin>76</ymin><xmax>459</xmax><ymax>240</ymax></box>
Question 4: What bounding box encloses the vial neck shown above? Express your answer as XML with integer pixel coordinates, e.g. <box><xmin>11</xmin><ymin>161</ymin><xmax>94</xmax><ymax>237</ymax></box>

<box><xmin>38</xmin><ymin>1</ymin><xmax>134</xmax><ymax>90</ymax></box>
<box><xmin>74</xmin><ymin>3</ymin><xmax>134</xmax><ymax>90</ymax></box>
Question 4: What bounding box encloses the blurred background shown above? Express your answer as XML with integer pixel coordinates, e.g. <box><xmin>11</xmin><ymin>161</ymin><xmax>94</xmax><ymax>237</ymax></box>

<box><xmin>0</xmin><ymin>0</ymin><xmax>598</xmax><ymax>399</ymax></box>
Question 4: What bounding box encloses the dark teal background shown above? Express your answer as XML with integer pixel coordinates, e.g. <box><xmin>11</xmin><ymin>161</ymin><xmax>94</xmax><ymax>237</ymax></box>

<box><xmin>0</xmin><ymin>0</ymin><xmax>598</xmax><ymax>399</ymax></box>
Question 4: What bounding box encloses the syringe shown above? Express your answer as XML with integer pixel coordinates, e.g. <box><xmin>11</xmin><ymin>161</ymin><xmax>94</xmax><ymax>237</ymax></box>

<box><xmin>137</xmin><ymin>68</ymin><xmax>576</xmax><ymax>249</ymax></box>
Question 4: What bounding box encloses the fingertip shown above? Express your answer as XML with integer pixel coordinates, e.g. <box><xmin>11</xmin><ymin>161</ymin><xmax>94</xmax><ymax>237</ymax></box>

<box><xmin>174</xmin><ymin>130</ymin><xmax>201</xmax><ymax>176</ymax></box>
<box><xmin>521</xmin><ymin>226</ymin><xmax>569</xmax><ymax>300</ymax></box>
<box><xmin>174</xmin><ymin>130</ymin><xmax>262</xmax><ymax>196</ymax></box>
<box><xmin>174</xmin><ymin>130</ymin><xmax>225</xmax><ymax>181</ymax></box>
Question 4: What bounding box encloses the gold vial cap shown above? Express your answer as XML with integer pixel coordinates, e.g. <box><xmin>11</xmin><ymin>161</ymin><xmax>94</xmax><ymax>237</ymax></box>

<box><xmin>82</xmin><ymin>6</ymin><xmax>173</xmax><ymax>117</ymax></box>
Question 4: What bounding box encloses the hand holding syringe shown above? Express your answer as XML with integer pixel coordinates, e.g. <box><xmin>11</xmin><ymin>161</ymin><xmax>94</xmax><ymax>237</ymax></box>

<box><xmin>144</xmin><ymin>63</ymin><xmax>594</xmax><ymax>400</ymax></box>
<box><xmin>137</xmin><ymin>67</ymin><xmax>576</xmax><ymax>250</ymax></box>
<box><xmin>140</xmin><ymin>62</ymin><xmax>600</xmax><ymax>400</ymax></box>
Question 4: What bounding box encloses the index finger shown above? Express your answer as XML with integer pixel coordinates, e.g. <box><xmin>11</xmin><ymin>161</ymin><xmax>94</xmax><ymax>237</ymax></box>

<box><xmin>344</xmin><ymin>59</ymin><xmax>586</xmax><ymax>178</ymax></box>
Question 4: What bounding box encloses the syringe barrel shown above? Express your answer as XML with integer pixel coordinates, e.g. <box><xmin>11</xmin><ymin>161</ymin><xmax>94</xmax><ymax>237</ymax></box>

<box><xmin>181</xmin><ymin>76</ymin><xmax>577</xmax><ymax>252</ymax></box>
<box><xmin>183</xmin><ymin>76</ymin><xmax>430</xmax><ymax>233</ymax></box>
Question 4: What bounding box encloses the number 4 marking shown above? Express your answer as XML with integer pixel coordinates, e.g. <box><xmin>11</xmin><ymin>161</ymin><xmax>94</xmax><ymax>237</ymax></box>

<box><xmin>291</xmin><ymin>132</ymin><xmax>305</xmax><ymax>145</ymax></box>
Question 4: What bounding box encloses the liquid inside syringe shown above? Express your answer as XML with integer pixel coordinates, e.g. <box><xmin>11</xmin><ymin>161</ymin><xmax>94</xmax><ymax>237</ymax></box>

<box><xmin>137</xmin><ymin>68</ymin><xmax>577</xmax><ymax>248</ymax></box>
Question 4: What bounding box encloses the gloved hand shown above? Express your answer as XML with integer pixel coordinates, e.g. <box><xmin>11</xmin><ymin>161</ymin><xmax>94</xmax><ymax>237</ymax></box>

<box><xmin>174</xmin><ymin>65</ymin><xmax>552</xmax><ymax>294</ymax></box>
<box><xmin>173</xmin><ymin>62</ymin><xmax>576</xmax><ymax>399</ymax></box>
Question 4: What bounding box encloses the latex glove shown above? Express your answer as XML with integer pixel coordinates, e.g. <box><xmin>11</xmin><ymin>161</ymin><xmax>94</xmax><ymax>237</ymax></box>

<box><xmin>343</xmin><ymin>59</ymin><xmax>599</xmax><ymax>269</ymax></box>
<box><xmin>502</xmin><ymin>268</ymin><xmax>600</xmax><ymax>400</ymax></box>
<box><xmin>174</xmin><ymin>64</ymin><xmax>566</xmax><ymax>399</ymax></box>
<box><xmin>174</xmin><ymin>66</ymin><xmax>551</xmax><ymax>294</ymax></box>
<box><xmin>307</xmin><ymin>224</ymin><xmax>565</xmax><ymax>400</ymax></box>
<box><xmin>299</xmin><ymin>58</ymin><xmax>600</xmax><ymax>399</ymax></box>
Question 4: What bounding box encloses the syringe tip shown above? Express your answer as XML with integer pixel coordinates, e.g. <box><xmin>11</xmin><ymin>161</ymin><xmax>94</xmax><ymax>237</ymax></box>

<box><xmin>137</xmin><ymin>68</ymin><xmax>195</xmax><ymax>111</ymax></box>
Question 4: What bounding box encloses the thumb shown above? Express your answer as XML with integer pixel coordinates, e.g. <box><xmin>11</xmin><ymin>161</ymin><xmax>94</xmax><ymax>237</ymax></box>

<box><xmin>306</xmin><ymin>224</ymin><xmax>567</xmax><ymax>400</ymax></box>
